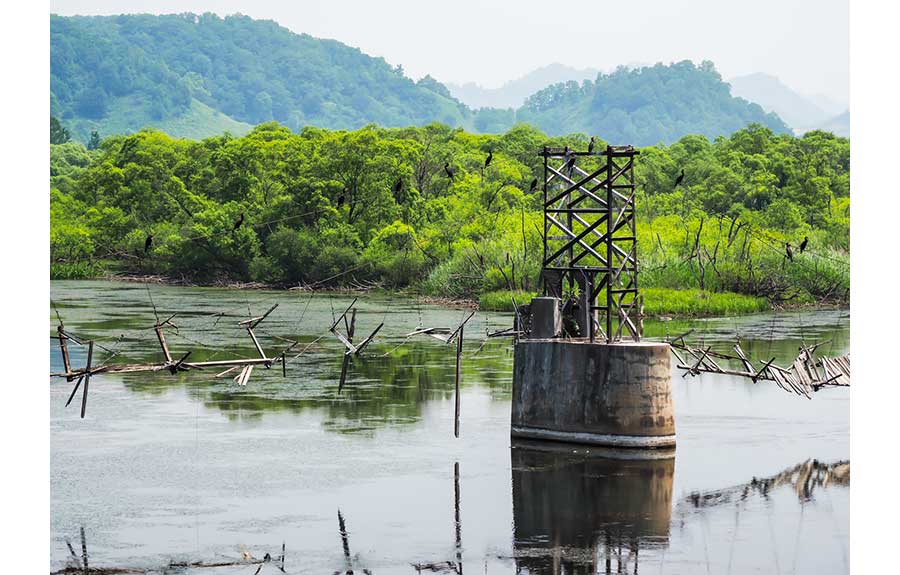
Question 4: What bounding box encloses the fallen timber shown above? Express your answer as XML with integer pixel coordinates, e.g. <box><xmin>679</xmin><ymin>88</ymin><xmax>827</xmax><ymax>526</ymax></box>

<box><xmin>51</xmin><ymin>303</ymin><xmax>298</xmax><ymax>417</ymax></box>
<box><xmin>668</xmin><ymin>335</ymin><xmax>850</xmax><ymax>398</ymax></box>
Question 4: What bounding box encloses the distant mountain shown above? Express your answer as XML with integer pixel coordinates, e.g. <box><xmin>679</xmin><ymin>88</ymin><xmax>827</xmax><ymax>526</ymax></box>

<box><xmin>809</xmin><ymin>110</ymin><xmax>850</xmax><ymax>137</ymax></box>
<box><xmin>728</xmin><ymin>73</ymin><xmax>830</xmax><ymax>131</ymax></box>
<box><xmin>50</xmin><ymin>13</ymin><xmax>469</xmax><ymax>140</ymax></box>
<box><xmin>445</xmin><ymin>63</ymin><xmax>602</xmax><ymax>109</ymax></box>
<box><xmin>516</xmin><ymin>61</ymin><xmax>791</xmax><ymax>145</ymax></box>
<box><xmin>807</xmin><ymin>94</ymin><xmax>848</xmax><ymax>118</ymax></box>
<box><xmin>51</xmin><ymin>14</ymin><xmax>793</xmax><ymax>146</ymax></box>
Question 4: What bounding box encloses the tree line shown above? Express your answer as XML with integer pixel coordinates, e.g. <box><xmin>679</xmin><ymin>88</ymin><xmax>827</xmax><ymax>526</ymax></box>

<box><xmin>50</xmin><ymin>121</ymin><xmax>849</xmax><ymax>306</ymax></box>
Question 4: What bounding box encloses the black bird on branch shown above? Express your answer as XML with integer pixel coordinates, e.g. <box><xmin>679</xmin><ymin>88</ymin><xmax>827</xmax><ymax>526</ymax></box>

<box><xmin>232</xmin><ymin>212</ymin><xmax>245</xmax><ymax>232</ymax></box>
<box><xmin>674</xmin><ymin>168</ymin><xmax>685</xmax><ymax>188</ymax></box>
<box><xmin>588</xmin><ymin>136</ymin><xmax>596</xmax><ymax>154</ymax></box>
<box><xmin>484</xmin><ymin>150</ymin><xmax>493</xmax><ymax>169</ymax></box>
<box><xmin>799</xmin><ymin>236</ymin><xmax>809</xmax><ymax>253</ymax></box>
<box><xmin>444</xmin><ymin>162</ymin><xmax>455</xmax><ymax>181</ymax></box>
<box><xmin>529</xmin><ymin>177</ymin><xmax>538</xmax><ymax>192</ymax></box>
<box><xmin>785</xmin><ymin>242</ymin><xmax>794</xmax><ymax>262</ymax></box>
<box><xmin>144</xmin><ymin>234</ymin><xmax>153</xmax><ymax>254</ymax></box>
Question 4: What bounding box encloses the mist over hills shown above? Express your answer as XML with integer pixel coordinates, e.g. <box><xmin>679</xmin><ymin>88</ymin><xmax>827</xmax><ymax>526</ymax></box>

<box><xmin>445</xmin><ymin>63</ymin><xmax>602</xmax><ymax>109</ymax></box>
<box><xmin>728</xmin><ymin>73</ymin><xmax>849</xmax><ymax>136</ymax></box>
<box><xmin>52</xmin><ymin>13</ymin><xmax>794</xmax><ymax>145</ymax></box>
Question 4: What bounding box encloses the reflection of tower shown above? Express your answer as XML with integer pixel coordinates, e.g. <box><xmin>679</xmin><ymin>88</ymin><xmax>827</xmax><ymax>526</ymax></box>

<box><xmin>511</xmin><ymin>441</ymin><xmax>674</xmax><ymax>574</ymax></box>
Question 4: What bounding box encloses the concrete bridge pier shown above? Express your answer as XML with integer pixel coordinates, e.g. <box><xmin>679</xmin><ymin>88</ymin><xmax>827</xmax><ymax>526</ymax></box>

<box><xmin>511</xmin><ymin>312</ymin><xmax>675</xmax><ymax>448</ymax></box>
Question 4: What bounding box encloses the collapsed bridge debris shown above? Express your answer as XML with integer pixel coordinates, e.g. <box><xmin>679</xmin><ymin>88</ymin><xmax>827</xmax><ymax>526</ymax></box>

<box><xmin>669</xmin><ymin>333</ymin><xmax>850</xmax><ymax>398</ymax></box>
<box><xmin>50</xmin><ymin>303</ymin><xmax>297</xmax><ymax>417</ymax></box>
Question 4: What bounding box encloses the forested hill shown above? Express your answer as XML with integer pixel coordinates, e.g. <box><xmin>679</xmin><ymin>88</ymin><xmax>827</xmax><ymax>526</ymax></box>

<box><xmin>516</xmin><ymin>61</ymin><xmax>791</xmax><ymax>144</ymax></box>
<box><xmin>51</xmin><ymin>14</ymin><xmax>790</xmax><ymax>145</ymax></box>
<box><xmin>50</xmin><ymin>13</ymin><xmax>469</xmax><ymax>140</ymax></box>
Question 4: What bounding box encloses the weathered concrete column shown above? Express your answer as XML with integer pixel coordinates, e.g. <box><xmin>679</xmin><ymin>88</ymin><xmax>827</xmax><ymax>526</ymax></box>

<box><xmin>511</xmin><ymin>338</ymin><xmax>675</xmax><ymax>448</ymax></box>
<box><xmin>529</xmin><ymin>296</ymin><xmax>561</xmax><ymax>339</ymax></box>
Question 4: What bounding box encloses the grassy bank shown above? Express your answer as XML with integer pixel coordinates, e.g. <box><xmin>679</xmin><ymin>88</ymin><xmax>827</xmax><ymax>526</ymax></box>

<box><xmin>479</xmin><ymin>287</ymin><xmax>768</xmax><ymax>317</ymax></box>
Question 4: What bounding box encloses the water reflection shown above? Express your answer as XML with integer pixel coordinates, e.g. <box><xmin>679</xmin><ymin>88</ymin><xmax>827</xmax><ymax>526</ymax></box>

<box><xmin>510</xmin><ymin>440</ymin><xmax>675</xmax><ymax>574</ymax></box>
<box><xmin>677</xmin><ymin>458</ymin><xmax>850</xmax><ymax>514</ymax></box>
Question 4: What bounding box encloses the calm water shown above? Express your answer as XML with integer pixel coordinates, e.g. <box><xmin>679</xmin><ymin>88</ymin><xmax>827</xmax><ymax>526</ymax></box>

<box><xmin>49</xmin><ymin>281</ymin><xmax>850</xmax><ymax>575</ymax></box>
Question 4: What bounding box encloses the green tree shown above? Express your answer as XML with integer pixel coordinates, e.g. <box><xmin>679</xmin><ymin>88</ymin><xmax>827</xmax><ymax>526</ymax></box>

<box><xmin>87</xmin><ymin>130</ymin><xmax>102</xmax><ymax>150</ymax></box>
<box><xmin>50</xmin><ymin>116</ymin><xmax>70</xmax><ymax>144</ymax></box>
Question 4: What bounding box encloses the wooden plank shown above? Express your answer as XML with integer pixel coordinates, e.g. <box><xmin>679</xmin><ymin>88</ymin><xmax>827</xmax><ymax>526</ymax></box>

<box><xmin>214</xmin><ymin>366</ymin><xmax>239</xmax><ymax>378</ymax></box>
<box><xmin>155</xmin><ymin>325</ymin><xmax>173</xmax><ymax>363</ymax></box>
<box><xmin>354</xmin><ymin>322</ymin><xmax>384</xmax><ymax>356</ymax></box>
<box><xmin>240</xmin><ymin>303</ymin><xmax>279</xmax><ymax>328</ymax></box>
<box><xmin>246</xmin><ymin>327</ymin><xmax>267</xmax><ymax>359</ymax></box>
<box><xmin>65</xmin><ymin>375</ymin><xmax>84</xmax><ymax>408</ymax></box>
<box><xmin>329</xmin><ymin>298</ymin><xmax>358</xmax><ymax>331</ymax></box>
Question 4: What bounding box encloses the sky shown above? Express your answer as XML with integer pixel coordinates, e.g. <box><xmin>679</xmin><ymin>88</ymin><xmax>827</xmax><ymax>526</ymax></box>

<box><xmin>49</xmin><ymin>0</ymin><xmax>849</xmax><ymax>105</ymax></box>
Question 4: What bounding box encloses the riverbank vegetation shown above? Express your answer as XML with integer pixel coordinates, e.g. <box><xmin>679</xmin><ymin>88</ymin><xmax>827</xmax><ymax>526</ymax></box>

<box><xmin>50</xmin><ymin>121</ymin><xmax>849</xmax><ymax>315</ymax></box>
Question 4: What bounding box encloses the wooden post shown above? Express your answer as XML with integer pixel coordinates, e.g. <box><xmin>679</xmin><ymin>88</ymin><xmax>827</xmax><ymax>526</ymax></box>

<box><xmin>57</xmin><ymin>325</ymin><xmax>73</xmax><ymax>381</ymax></box>
<box><xmin>80</xmin><ymin>526</ymin><xmax>88</xmax><ymax>573</ymax></box>
<box><xmin>454</xmin><ymin>461</ymin><xmax>462</xmax><ymax>572</ymax></box>
<box><xmin>338</xmin><ymin>310</ymin><xmax>356</xmax><ymax>394</ymax></box>
<box><xmin>155</xmin><ymin>325</ymin><xmax>173</xmax><ymax>363</ymax></box>
<box><xmin>65</xmin><ymin>375</ymin><xmax>84</xmax><ymax>408</ymax></box>
<box><xmin>455</xmin><ymin>326</ymin><xmax>463</xmax><ymax>438</ymax></box>
<box><xmin>81</xmin><ymin>341</ymin><xmax>93</xmax><ymax>419</ymax></box>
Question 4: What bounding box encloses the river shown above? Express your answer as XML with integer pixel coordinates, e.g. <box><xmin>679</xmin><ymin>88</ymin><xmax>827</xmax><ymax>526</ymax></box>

<box><xmin>49</xmin><ymin>281</ymin><xmax>850</xmax><ymax>574</ymax></box>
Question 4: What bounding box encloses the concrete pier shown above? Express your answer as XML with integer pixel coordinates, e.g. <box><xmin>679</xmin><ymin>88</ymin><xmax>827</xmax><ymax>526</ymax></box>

<box><xmin>511</xmin><ymin>338</ymin><xmax>675</xmax><ymax>448</ymax></box>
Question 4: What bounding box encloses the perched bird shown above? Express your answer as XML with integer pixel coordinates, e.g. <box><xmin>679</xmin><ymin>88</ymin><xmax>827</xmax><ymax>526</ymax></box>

<box><xmin>529</xmin><ymin>177</ymin><xmax>538</xmax><ymax>192</ymax></box>
<box><xmin>674</xmin><ymin>168</ymin><xmax>685</xmax><ymax>188</ymax></box>
<box><xmin>565</xmin><ymin>154</ymin><xmax>577</xmax><ymax>175</ymax></box>
<box><xmin>444</xmin><ymin>162</ymin><xmax>455</xmax><ymax>181</ymax></box>
<box><xmin>588</xmin><ymin>136</ymin><xmax>596</xmax><ymax>154</ymax></box>
<box><xmin>785</xmin><ymin>242</ymin><xmax>794</xmax><ymax>262</ymax></box>
<box><xmin>799</xmin><ymin>236</ymin><xmax>809</xmax><ymax>253</ymax></box>
<box><xmin>144</xmin><ymin>234</ymin><xmax>153</xmax><ymax>254</ymax></box>
<box><xmin>484</xmin><ymin>150</ymin><xmax>493</xmax><ymax>169</ymax></box>
<box><xmin>232</xmin><ymin>212</ymin><xmax>245</xmax><ymax>232</ymax></box>
<box><xmin>337</xmin><ymin>189</ymin><xmax>346</xmax><ymax>207</ymax></box>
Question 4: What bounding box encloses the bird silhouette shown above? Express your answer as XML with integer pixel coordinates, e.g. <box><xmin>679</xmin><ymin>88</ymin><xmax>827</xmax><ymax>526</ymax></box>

<box><xmin>565</xmin><ymin>154</ymin><xmax>577</xmax><ymax>176</ymax></box>
<box><xmin>785</xmin><ymin>242</ymin><xmax>794</xmax><ymax>262</ymax></box>
<box><xmin>444</xmin><ymin>162</ymin><xmax>455</xmax><ymax>181</ymax></box>
<box><xmin>588</xmin><ymin>136</ymin><xmax>596</xmax><ymax>154</ymax></box>
<box><xmin>799</xmin><ymin>236</ymin><xmax>808</xmax><ymax>253</ymax></box>
<box><xmin>529</xmin><ymin>177</ymin><xmax>538</xmax><ymax>192</ymax></box>
<box><xmin>232</xmin><ymin>212</ymin><xmax>244</xmax><ymax>232</ymax></box>
<box><xmin>674</xmin><ymin>169</ymin><xmax>685</xmax><ymax>188</ymax></box>
<box><xmin>144</xmin><ymin>234</ymin><xmax>153</xmax><ymax>254</ymax></box>
<box><xmin>484</xmin><ymin>150</ymin><xmax>493</xmax><ymax>169</ymax></box>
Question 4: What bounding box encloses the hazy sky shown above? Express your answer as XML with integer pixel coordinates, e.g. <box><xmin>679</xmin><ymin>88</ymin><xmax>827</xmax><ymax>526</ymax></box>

<box><xmin>50</xmin><ymin>0</ymin><xmax>849</xmax><ymax>104</ymax></box>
